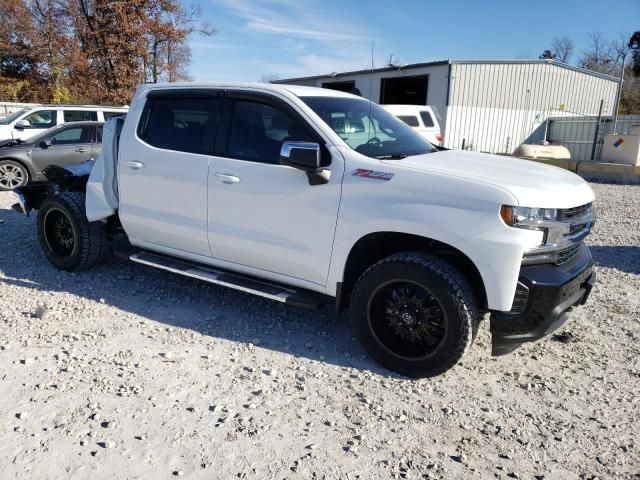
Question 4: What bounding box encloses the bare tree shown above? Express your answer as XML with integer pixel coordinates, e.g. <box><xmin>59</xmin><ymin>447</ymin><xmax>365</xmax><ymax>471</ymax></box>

<box><xmin>579</xmin><ymin>32</ymin><xmax>616</xmax><ymax>73</ymax></box>
<box><xmin>551</xmin><ymin>36</ymin><xmax>574</xmax><ymax>63</ymax></box>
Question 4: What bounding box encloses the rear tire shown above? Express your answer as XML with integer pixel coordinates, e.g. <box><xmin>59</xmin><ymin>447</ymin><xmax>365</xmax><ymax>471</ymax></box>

<box><xmin>0</xmin><ymin>160</ymin><xmax>29</xmax><ymax>191</ymax></box>
<box><xmin>37</xmin><ymin>192</ymin><xmax>111</xmax><ymax>271</ymax></box>
<box><xmin>350</xmin><ymin>252</ymin><xmax>479</xmax><ymax>378</ymax></box>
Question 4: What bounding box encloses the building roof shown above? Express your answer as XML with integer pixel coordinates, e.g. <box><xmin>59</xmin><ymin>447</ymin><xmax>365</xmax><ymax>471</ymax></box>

<box><xmin>273</xmin><ymin>59</ymin><xmax>620</xmax><ymax>84</ymax></box>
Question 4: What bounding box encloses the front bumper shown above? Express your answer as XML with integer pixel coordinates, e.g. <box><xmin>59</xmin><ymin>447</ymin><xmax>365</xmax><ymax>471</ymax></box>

<box><xmin>490</xmin><ymin>242</ymin><xmax>596</xmax><ymax>355</ymax></box>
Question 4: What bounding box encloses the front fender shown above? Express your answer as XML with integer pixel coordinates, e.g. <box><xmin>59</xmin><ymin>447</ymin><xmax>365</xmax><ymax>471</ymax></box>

<box><xmin>326</xmin><ymin>162</ymin><xmax>542</xmax><ymax>311</ymax></box>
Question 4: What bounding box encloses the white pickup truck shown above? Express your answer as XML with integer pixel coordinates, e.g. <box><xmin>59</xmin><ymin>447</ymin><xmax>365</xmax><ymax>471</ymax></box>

<box><xmin>12</xmin><ymin>82</ymin><xmax>596</xmax><ymax>378</ymax></box>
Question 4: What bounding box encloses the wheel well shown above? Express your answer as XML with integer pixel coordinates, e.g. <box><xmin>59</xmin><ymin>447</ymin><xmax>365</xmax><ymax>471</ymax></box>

<box><xmin>0</xmin><ymin>157</ymin><xmax>33</xmax><ymax>180</ymax></box>
<box><xmin>338</xmin><ymin>232</ymin><xmax>487</xmax><ymax>312</ymax></box>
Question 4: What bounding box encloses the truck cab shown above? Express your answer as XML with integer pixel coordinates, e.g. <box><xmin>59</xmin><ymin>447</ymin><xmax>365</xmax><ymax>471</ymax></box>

<box><xmin>13</xmin><ymin>82</ymin><xmax>596</xmax><ymax>378</ymax></box>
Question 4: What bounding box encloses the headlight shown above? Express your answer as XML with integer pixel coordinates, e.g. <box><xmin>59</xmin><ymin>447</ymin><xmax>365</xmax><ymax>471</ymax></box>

<box><xmin>500</xmin><ymin>205</ymin><xmax>557</xmax><ymax>227</ymax></box>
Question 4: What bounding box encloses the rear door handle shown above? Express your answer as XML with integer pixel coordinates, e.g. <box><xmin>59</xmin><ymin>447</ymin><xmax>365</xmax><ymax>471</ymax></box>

<box><xmin>75</xmin><ymin>148</ymin><xmax>89</xmax><ymax>153</ymax></box>
<box><xmin>123</xmin><ymin>160</ymin><xmax>145</xmax><ymax>170</ymax></box>
<box><xmin>214</xmin><ymin>173</ymin><xmax>240</xmax><ymax>184</ymax></box>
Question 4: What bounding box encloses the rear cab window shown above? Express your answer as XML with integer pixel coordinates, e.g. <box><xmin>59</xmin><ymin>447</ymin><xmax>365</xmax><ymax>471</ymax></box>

<box><xmin>137</xmin><ymin>94</ymin><xmax>222</xmax><ymax>155</ymax></box>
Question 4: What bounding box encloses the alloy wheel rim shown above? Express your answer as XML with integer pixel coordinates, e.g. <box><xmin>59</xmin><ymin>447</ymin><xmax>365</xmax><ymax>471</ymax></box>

<box><xmin>367</xmin><ymin>280</ymin><xmax>448</xmax><ymax>360</ymax></box>
<box><xmin>0</xmin><ymin>164</ymin><xmax>25</xmax><ymax>189</ymax></box>
<box><xmin>43</xmin><ymin>208</ymin><xmax>76</xmax><ymax>257</ymax></box>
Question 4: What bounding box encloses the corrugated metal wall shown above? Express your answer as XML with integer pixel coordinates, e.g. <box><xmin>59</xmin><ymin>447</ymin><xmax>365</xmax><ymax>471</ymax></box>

<box><xmin>444</xmin><ymin>62</ymin><xmax>618</xmax><ymax>153</ymax></box>
<box><xmin>548</xmin><ymin>115</ymin><xmax>640</xmax><ymax>161</ymax></box>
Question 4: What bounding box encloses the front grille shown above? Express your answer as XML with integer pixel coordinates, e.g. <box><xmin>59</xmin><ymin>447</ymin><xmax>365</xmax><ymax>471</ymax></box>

<box><xmin>558</xmin><ymin>203</ymin><xmax>592</xmax><ymax>221</ymax></box>
<box><xmin>555</xmin><ymin>243</ymin><xmax>581</xmax><ymax>265</ymax></box>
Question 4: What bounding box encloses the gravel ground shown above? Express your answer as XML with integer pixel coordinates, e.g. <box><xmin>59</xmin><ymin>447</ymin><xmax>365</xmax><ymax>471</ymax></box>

<box><xmin>0</xmin><ymin>183</ymin><xmax>638</xmax><ymax>480</ymax></box>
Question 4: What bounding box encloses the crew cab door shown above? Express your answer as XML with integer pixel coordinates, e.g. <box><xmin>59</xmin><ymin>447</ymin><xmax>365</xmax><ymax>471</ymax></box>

<box><xmin>30</xmin><ymin>124</ymin><xmax>94</xmax><ymax>172</ymax></box>
<box><xmin>207</xmin><ymin>92</ymin><xmax>343</xmax><ymax>286</ymax></box>
<box><xmin>118</xmin><ymin>90</ymin><xmax>222</xmax><ymax>257</ymax></box>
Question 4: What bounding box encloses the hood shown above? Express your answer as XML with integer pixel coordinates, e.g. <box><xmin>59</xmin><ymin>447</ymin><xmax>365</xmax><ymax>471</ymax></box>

<box><xmin>384</xmin><ymin>150</ymin><xmax>594</xmax><ymax>209</ymax></box>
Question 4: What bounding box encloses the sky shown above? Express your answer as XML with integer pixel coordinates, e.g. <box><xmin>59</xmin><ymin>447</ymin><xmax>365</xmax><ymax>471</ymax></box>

<box><xmin>189</xmin><ymin>0</ymin><xmax>640</xmax><ymax>82</ymax></box>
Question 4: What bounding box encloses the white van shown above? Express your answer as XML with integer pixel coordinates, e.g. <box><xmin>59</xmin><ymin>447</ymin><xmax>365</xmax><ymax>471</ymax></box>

<box><xmin>382</xmin><ymin>105</ymin><xmax>442</xmax><ymax>146</ymax></box>
<box><xmin>0</xmin><ymin>105</ymin><xmax>128</xmax><ymax>141</ymax></box>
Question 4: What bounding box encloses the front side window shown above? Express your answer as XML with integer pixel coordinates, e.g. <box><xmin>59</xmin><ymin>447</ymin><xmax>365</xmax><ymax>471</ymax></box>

<box><xmin>24</xmin><ymin>110</ymin><xmax>57</xmax><ymax>129</ymax></box>
<box><xmin>226</xmin><ymin>100</ymin><xmax>313</xmax><ymax>164</ymax></box>
<box><xmin>48</xmin><ymin>126</ymin><xmax>91</xmax><ymax>145</ymax></box>
<box><xmin>64</xmin><ymin>110</ymin><xmax>98</xmax><ymax>122</ymax></box>
<box><xmin>301</xmin><ymin>96</ymin><xmax>435</xmax><ymax>159</ymax></box>
<box><xmin>420</xmin><ymin>111</ymin><xmax>435</xmax><ymax>127</ymax></box>
<box><xmin>139</xmin><ymin>96</ymin><xmax>221</xmax><ymax>155</ymax></box>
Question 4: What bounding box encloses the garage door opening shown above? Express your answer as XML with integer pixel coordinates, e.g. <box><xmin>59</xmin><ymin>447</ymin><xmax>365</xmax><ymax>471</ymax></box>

<box><xmin>380</xmin><ymin>75</ymin><xmax>428</xmax><ymax>105</ymax></box>
<box><xmin>322</xmin><ymin>81</ymin><xmax>361</xmax><ymax>96</ymax></box>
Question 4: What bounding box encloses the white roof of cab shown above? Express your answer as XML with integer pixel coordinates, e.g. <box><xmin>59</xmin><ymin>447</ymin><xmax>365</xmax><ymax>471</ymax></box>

<box><xmin>139</xmin><ymin>81</ymin><xmax>361</xmax><ymax>99</ymax></box>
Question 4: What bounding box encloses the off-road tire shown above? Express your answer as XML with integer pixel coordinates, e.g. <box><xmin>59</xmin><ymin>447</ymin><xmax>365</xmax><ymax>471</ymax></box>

<box><xmin>37</xmin><ymin>192</ymin><xmax>110</xmax><ymax>271</ymax></box>
<box><xmin>0</xmin><ymin>159</ymin><xmax>29</xmax><ymax>191</ymax></box>
<box><xmin>350</xmin><ymin>252</ymin><xmax>479</xmax><ymax>378</ymax></box>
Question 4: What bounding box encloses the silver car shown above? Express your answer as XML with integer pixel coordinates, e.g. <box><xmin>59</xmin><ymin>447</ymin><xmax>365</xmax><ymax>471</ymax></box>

<box><xmin>0</xmin><ymin>121</ymin><xmax>104</xmax><ymax>190</ymax></box>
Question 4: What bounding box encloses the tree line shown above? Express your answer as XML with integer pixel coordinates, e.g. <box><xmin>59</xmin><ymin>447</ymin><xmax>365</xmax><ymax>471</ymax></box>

<box><xmin>540</xmin><ymin>31</ymin><xmax>640</xmax><ymax>114</ymax></box>
<box><xmin>0</xmin><ymin>0</ymin><xmax>214</xmax><ymax>105</ymax></box>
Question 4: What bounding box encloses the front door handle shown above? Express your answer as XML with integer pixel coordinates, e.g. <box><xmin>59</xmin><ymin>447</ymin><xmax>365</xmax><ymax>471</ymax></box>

<box><xmin>75</xmin><ymin>148</ymin><xmax>89</xmax><ymax>153</ymax></box>
<box><xmin>123</xmin><ymin>160</ymin><xmax>145</xmax><ymax>170</ymax></box>
<box><xmin>214</xmin><ymin>173</ymin><xmax>240</xmax><ymax>184</ymax></box>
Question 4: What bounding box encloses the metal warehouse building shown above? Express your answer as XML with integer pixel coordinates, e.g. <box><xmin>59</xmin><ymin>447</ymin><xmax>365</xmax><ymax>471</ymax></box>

<box><xmin>276</xmin><ymin>59</ymin><xmax>619</xmax><ymax>156</ymax></box>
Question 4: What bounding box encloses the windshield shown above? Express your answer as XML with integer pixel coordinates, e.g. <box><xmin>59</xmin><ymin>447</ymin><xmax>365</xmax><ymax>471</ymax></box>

<box><xmin>0</xmin><ymin>108</ymin><xmax>29</xmax><ymax>125</ymax></box>
<box><xmin>300</xmin><ymin>96</ymin><xmax>436</xmax><ymax>158</ymax></box>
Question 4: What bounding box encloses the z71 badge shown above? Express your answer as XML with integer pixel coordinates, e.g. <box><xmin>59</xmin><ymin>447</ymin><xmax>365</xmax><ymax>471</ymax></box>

<box><xmin>352</xmin><ymin>169</ymin><xmax>394</xmax><ymax>181</ymax></box>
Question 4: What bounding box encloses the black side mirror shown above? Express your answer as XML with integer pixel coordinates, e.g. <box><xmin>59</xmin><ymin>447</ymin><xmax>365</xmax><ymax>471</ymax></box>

<box><xmin>39</xmin><ymin>139</ymin><xmax>52</xmax><ymax>149</ymax></box>
<box><xmin>280</xmin><ymin>141</ymin><xmax>321</xmax><ymax>170</ymax></box>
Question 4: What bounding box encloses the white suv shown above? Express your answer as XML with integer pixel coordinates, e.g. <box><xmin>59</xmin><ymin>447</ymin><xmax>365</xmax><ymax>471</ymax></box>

<box><xmin>0</xmin><ymin>105</ymin><xmax>127</xmax><ymax>141</ymax></box>
<box><xmin>382</xmin><ymin>105</ymin><xmax>442</xmax><ymax>145</ymax></box>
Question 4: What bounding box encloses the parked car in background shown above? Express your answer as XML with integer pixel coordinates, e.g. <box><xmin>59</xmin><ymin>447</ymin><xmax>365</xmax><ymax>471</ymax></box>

<box><xmin>0</xmin><ymin>121</ymin><xmax>103</xmax><ymax>190</ymax></box>
<box><xmin>0</xmin><ymin>105</ymin><xmax>126</xmax><ymax>142</ymax></box>
<box><xmin>382</xmin><ymin>105</ymin><xmax>442</xmax><ymax>145</ymax></box>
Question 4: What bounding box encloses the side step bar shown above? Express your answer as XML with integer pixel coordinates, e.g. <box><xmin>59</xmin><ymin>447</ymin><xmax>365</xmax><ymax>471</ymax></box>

<box><xmin>116</xmin><ymin>249</ymin><xmax>326</xmax><ymax>309</ymax></box>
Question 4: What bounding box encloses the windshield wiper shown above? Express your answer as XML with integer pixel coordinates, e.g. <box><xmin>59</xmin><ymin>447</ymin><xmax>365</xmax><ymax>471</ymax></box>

<box><xmin>373</xmin><ymin>154</ymin><xmax>407</xmax><ymax>159</ymax></box>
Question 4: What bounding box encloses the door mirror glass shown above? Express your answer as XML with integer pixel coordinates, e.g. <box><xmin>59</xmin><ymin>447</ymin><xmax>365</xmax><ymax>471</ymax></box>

<box><xmin>280</xmin><ymin>142</ymin><xmax>321</xmax><ymax>171</ymax></box>
<box><xmin>39</xmin><ymin>139</ymin><xmax>52</xmax><ymax>149</ymax></box>
<box><xmin>15</xmin><ymin>119</ymin><xmax>31</xmax><ymax>129</ymax></box>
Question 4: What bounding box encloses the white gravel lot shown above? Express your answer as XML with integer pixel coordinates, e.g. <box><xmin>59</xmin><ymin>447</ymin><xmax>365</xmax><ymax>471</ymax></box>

<box><xmin>0</xmin><ymin>183</ymin><xmax>638</xmax><ymax>480</ymax></box>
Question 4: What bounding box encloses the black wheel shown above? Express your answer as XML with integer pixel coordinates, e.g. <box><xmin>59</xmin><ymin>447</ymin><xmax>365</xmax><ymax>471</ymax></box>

<box><xmin>350</xmin><ymin>252</ymin><xmax>479</xmax><ymax>378</ymax></box>
<box><xmin>37</xmin><ymin>192</ymin><xmax>111</xmax><ymax>271</ymax></box>
<box><xmin>0</xmin><ymin>160</ymin><xmax>29</xmax><ymax>190</ymax></box>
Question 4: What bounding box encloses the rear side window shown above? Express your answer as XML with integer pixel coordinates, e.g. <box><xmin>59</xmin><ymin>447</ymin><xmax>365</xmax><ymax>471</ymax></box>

<box><xmin>49</xmin><ymin>126</ymin><xmax>92</xmax><ymax>145</ymax></box>
<box><xmin>64</xmin><ymin>110</ymin><xmax>98</xmax><ymax>122</ymax></box>
<box><xmin>397</xmin><ymin>115</ymin><xmax>419</xmax><ymax>127</ymax></box>
<box><xmin>226</xmin><ymin>100</ymin><xmax>313</xmax><ymax>164</ymax></box>
<box><xmin>139</xmin><ymin>97</ymin><xmax>221</xmax><ymax>155</ymax></box>
<box><xmin>420</xmin><ymin>111</ymin><xmax>435</xmax><ymax>127</ymax></box>
<box><xmin>96</xmin><ymin>126</ymin><xmax>103</xmax><ymax>143</ymax></box>
<box><xmin>24</xmin><ymin>110</ymin><xmax>57</xmax><ymax>129</ymax></box>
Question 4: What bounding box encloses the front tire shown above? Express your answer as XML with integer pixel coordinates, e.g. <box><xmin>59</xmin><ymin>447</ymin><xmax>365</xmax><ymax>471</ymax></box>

<box><xmin>350</xmin><ymin>252</ymin><xmax>479</xmax><ymax>378</ymax></box>
<box><xmin>37</xmin><ymin>192</ymin><xmax>111</xmax><ymax>271</ymax></box>
<box><xmin>0</xmin><ymin>160</ymin><xmax>29</xmax><ymax>191</ymax></box>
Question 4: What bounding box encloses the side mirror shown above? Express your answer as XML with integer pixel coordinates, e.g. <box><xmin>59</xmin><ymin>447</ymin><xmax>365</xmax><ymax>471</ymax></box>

<box><xmin>39</xmin><ymin>139</ymin><xmax>52</xmax><ymax>149</ymax></box>
<box><xmin>15</xmin><ymin>119</ymin><xmax>31</xmax><ymax>130</ymax></box>
<box><xmin>280</xmin><ymin>142</ymin><xmax>321</xmax><ymax>171</ymax></box>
